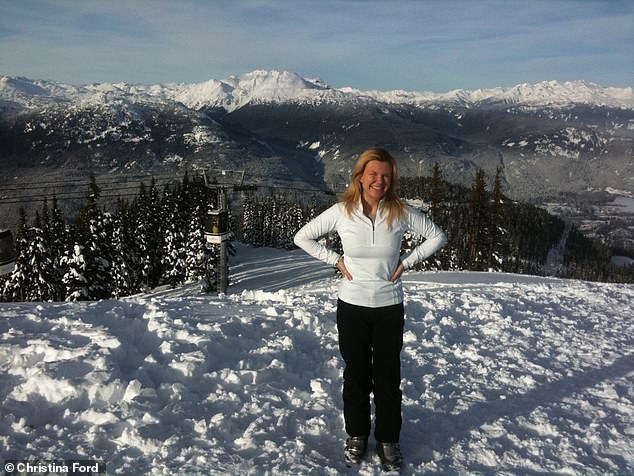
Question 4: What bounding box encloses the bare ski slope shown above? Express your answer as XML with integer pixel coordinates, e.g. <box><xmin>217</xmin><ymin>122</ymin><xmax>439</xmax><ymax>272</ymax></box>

<box><xmin>1</xmin><ymin>243</ymin><xmax>633</xmax><ymax>474</ymax></box>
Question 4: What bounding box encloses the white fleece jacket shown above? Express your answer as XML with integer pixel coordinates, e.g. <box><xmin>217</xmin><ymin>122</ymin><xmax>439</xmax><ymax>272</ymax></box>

<box><xmin>294</xmin><ymin>201</ymin><xmax>447</xmax><ymax>307</ymax></box>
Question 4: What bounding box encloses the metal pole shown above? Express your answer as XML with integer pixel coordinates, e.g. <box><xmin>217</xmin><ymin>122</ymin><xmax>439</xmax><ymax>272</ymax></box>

<box><xmin>218</xmin><ymin>240</ymin><xmax>228</xmax><ymax>294</ymax></box>
<box><xmin>217</xmin><ymin>187</ymin><xmax>228</xmax><ymax>294</ymax></box>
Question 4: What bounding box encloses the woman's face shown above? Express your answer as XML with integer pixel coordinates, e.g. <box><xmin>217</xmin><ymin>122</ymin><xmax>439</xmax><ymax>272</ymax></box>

<box><xmin>359</xmin><ymin>160</ymin><xmax>392</xmax><ymax>203</ymax></box>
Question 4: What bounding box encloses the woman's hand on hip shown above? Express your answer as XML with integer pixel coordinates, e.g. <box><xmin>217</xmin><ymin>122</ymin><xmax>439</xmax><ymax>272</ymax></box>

<box><xmin>390</xmin><ymin>262</ymin><xmax>404</xmax><ymax>282</ymax></box>
<box><xmin>337</xmin><ymin>258</ymin><xmax>353</xmax><ymax>281</ymax></box>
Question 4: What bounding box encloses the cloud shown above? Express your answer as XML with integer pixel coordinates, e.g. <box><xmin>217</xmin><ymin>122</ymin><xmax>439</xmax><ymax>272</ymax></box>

<box><xmin>0</xmin><ymin>0</ymin><xmax>631</xmax><ymax>90</ymax></box>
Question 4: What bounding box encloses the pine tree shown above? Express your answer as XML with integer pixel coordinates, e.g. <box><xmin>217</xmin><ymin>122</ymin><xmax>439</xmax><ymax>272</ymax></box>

<box><xmin>4</xmin><ymin>209</ymin><xmax>30</xmax><ymax>301</ymax></box>
<box><xmin>82</xmin><ymin>209</ymin><xmax>110</xmax><ymax>299</ymax></box>
<box><xmin>74</xmin><ymin>174</ymin><xmax>101</xmax><ymax>245</ymax></box>
<box><xmin>487</xmin><ymin>167</ymin><xmax>505</xmax><ymax>271</ymax></box>
<box><xmin>429</xmin><ymin>162</ymin><xmax>445</xmax><ymax>221</ymax></box>
<box><xmin>467</xmin><ymin>169</ymin><xmax>490</xmax><ymax>271</ymax></box>
<box><xmin>281</xmin><ymin>201</ymin><xmax>305</xmax><ymax>250</ymax></box>
<box><xmin>49</xmin><ymin>195</ymin><xmax>68</xmax><ymax>300</ymax></box>
<box><xmin>263</xmin><ymin>196</ymin><xmax>276</xmax><ymax>247</ymax></box>
<box><xmin>114</xmin><ymin>197</ymin><xmax>138</xmax><ymax>293</ymax></box>
<box><xmin>135</xmin><ymin>181</ymin><xmax>163</xmax><ymax>290</ymax></box>
<box><xmin>241</xmin><ymin>194</ymin><xmax>262</xmax><ymax>246</ymax></box>
<box><xmin>307</xmin><ymin>197</ymin><xmax>319</xmax><ymax>222</ymax></box>
<box><xmin>185</xmin><ymin>205</ymin><xmax>212</xmax><ymax>282</ymax></box>
<box><xmin>162</xmin><ymin>186</ymin><xmax>187</xmax><ymax>287</ymax></box>
<box><xmin>147</xmin><ymin>178</ymin><xmax>165</xmax><ymax>285</ymax></box>
<box><xmin>25</xmin><ymin>226</ymin><xmax>57</xmax><ymax>301</ymax></box>
<box><xmin>20</xmin><ymin>199</ymin><xmax>59</xmax><ymax>301</ymax></box>
<box><xmin>61</xmin><ymin>243</ymin><xmax>89</xmax><ymax>301</ymax></box>
<box><xmin>73</xmin><ymin>176</ymin><xmax>113</xmax><ymax>299</ymax></box>
<box><xmin>110</xmin><ymin>214</ymin><xmax>135</xmax><ymax>297</ymax></box>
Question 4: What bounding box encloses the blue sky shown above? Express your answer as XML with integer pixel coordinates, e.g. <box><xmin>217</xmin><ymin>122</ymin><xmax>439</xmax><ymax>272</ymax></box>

<box><xmin>1</xmin><ymin>0</ymin><xmax>632</xmax><ymax>91</ymax></box>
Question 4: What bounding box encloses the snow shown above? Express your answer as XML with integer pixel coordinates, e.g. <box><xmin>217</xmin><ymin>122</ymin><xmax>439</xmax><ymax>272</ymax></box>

<box><xmin>2</xmin><ymin>73</ymin><xmax>633</xmax><ymax>116</ymax></box>
<box><xmin>612</xmin><ymin>256</ymin><xmax>634</xmax><ymax>267</ymax></box>
<box><xmin>612</xmin><ymin>196</ymin><xmax>634</xmax><ymax>214</ymax></box>
<box><xmin>1</xmin><ymin>243</ymin><xmax>633</xmax><ymax>474</ymax></box>
<box><xmin>339</xmin><ymin>80</ymin><xmax>634</xmax><ymax>109</ymax></box>
<box><xmin>605</xmin><ymin>187</ymin><xmax>634</xmax><ymax>198</ymax></box>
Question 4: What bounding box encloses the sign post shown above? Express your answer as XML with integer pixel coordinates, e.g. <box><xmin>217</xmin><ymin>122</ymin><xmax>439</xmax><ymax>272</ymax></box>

<box><xmin>203</xmin><ymin>170</ymin><xmax>244</xmax><ymax>294</ymax></box>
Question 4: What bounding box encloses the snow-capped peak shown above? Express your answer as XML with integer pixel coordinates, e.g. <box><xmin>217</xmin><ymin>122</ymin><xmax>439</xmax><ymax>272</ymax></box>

<box><xmin>135</xmin><ymin>70</ymin><xmax>343</xmax><ymax>111</ymax></box>
<box><xmin>226</xmin><ymin>70</ymin><xmax>322</xmax><ymax>95</ymax></box>
<box><xmin>1</xmin><ymin>72</ymin><xmax>633</xmax><ymax>114</ymax></box>
<box><xmin>200</xmin><ymin>70</ymin><xmax>332</xmax><ymax>110</ymax></box>
<box><xmin>0</xmin><ymin>76</ymin><xmax>82</xmax><ymax>107</ymax></box>
<box><xmin>349</xmin><ymin>79</ymin><xmax>634</xmax><ymax>109</ymax></box>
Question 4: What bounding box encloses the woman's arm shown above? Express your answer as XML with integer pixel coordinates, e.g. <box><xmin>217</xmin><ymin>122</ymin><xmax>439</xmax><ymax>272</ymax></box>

<box><xmin>294</xmin><ymin>203</ymin><xmax>342</xmax><ymax>266</ymax></box>
<box><xmin>400</xmin><ymin>208</ymin><xmax>447</xmax><ymax>270</ymax></box>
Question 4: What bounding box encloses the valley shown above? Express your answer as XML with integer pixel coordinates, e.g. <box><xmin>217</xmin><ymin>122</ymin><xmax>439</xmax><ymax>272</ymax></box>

<box><xmin>1</xmin><ymin>71</ymin><xmax>632</xmax><ymax>250</ymax></box>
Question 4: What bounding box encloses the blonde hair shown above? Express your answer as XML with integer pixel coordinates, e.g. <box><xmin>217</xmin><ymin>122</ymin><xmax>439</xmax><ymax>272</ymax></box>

<box><xmin>341</xmin><ymin>147</ymin><xmax>406</xmax><ymax>227</ymax></box>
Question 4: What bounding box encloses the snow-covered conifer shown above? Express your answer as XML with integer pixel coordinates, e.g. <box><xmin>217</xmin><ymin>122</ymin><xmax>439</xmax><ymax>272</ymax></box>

<box><xmin>61</xmin><ymin>243</ymin><xmax>89</xmax><ymax>301</ymax></box>
<box><xmin>49</xmin><ymin>195</ymin><xmax>68</xmax><ymax>300</ymax></box>
<box><xmin>25</xmin><ymin>226</ymin><xmax>57</xmax><ymax>301</ymax></box>
<box><xmin>162</xmin><ymin>187</ymin><xmax>187</xmax><ymax>287</ymax></box>
<box><xmin>185</xmin><ymin>206</ymin><xmax>212</xmax><ymax>282</ymax></box>
<box><xmin>3</xmin><ymin>209</ymin><xmax>31</xmax><ymax>301</ymax></box>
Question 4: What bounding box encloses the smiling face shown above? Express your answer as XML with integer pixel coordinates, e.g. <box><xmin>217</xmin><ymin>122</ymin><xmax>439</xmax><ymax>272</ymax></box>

<box><xmin>359</xmin><ymin>159</ymin><xmax>393</xmax><ymax>205</ymax></box>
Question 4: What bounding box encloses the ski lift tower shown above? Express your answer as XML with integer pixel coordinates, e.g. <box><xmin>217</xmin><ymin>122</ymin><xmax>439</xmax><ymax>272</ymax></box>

<box><xmin>202</xmin><ymin>169</ymin><xmax>245</xmax><ymax>294</ymax></box>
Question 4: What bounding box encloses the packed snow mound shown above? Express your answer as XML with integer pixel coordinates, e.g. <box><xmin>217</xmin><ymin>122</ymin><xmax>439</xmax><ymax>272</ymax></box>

<box><xmin>1</xmin><ymin>245</ymin><xmax>633</xmax><ymax>474</ymax></box>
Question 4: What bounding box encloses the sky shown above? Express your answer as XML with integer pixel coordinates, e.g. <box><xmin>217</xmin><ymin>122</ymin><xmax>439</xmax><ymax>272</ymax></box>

<box><xmin>1</xmin><ymin>0</ymin><xmax>632</xmax><ymax>92</ymax></box>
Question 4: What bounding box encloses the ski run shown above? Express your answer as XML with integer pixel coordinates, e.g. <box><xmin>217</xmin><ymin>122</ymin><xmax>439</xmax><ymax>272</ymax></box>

<box><xmin>1</xmin><ymin>243</ymin><xmax>633</xmax><ymax>475</ymax></box>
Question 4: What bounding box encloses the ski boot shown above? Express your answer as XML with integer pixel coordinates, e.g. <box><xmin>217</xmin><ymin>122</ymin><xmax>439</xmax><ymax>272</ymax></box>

<box><xmin>344</xmin><ymin>436</ymin><xmax>368</xmax><ymax>466</ymax></box>
<box><xmin>376</xmin><ymin>442</ymin><xmax>403</xmax><ymax>472</ymax></box>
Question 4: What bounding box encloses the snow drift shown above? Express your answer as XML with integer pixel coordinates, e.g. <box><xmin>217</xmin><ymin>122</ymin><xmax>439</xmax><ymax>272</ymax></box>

<box><xmin>1</xmin><ymin>244</ymin><xmax>633</xmax><ymax>474</ymax></box>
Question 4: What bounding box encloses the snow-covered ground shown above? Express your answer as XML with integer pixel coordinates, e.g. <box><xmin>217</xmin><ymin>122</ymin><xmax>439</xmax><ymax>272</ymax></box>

<box><xmin>1</xmin><ymin>243</ymin><xmax>633</xmax><ymax>475</ymax></box>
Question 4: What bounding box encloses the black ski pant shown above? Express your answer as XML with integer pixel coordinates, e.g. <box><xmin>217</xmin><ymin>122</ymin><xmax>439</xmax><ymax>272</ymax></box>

<box><xmin>336</xmin><ymin>298</ymin><xmax>404</xmax><ymax>443</ymax></box>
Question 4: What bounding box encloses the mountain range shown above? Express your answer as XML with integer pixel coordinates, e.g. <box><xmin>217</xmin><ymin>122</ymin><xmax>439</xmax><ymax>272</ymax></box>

<box><xmin>1</xmin><ymin>70</ymin><xmax>633</xmax><ymax>247</ymax></box>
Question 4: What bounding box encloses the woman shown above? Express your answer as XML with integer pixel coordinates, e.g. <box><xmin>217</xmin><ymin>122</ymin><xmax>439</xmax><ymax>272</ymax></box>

<box><xmin>294</xmin><ymin>148</ymin><xmax>447</xmax><ymax>471</ymax></box>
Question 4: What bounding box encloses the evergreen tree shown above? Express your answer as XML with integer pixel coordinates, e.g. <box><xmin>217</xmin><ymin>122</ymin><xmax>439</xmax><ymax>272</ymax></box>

<box><xmin>61</xmin><ymin>243</ymin><xmax>89</xmax><ymax>301</ymax></box>
<box><xmin>75</xmin><ymin>174</ymin><xmax>101</xmax><ymax>245</ymax></box>
<box><xmin>4</xmin><ymin>210</ymin><xmax>59</xmax><ymax>301</ymax></box>
<box><xmin>429</xmin><ymin>162</ymin><xmax>445</xmax><ymax>221</ymax></box>
<box><xmin>25</xmin><ymin>226</ymin><xmax>57</xmax><ymax>301</ymax></box>
<box><xmin>185</xmin><ymin>205</ymin><xmax>212</xmax><ymax>282</ymax></box>
<box><xmin>307</xmin><ymin>197</ymin><xmax>319</xmax><ymax>221</ymax></box>
<box><xmin>135</xmin><ymin>181</ymin><xmax>164</xmax><ymax>290</ymax></box>
<box><xmin>487</xmin><ymin>167</ymin><xmax>505</xmax><ymax>271</ymax></box>
<box><xmin>82</xmin><ymin>209</ymin><xmax>112</xmax><ymax>300</ymax></box>
<box><xmin>281</xmin><ymin>201</ymin><xmax>305</xmax><ymax>250</ymax></box>
<box><xmin>40</xmin><ymin>199</ymin><xmax>51</xmax><ymax>245</ymax></box>
<box><xmin>109</xmin><ymin>214</ymin><xmax>135</xmax><ymax>297</ymax></box>
<box><xmin>49</xmin><ymin>195</ymin><xmax>68</xmax><ymax>300</ymax></box>
<box><xmin>71</xmin><ymin>176</ymin><xmax>114</xmax><ymax>299</ymax></box>
<box><xmin>467</xmin><ymin>169</ymin><xmax>490</xmax><ymax>271</ymax></box>
<box><xmin>162</xmin><ymin>186</ymin><xmax>187</xmax><ymax>287</ymax></box>
<box><xmin>148</xmin><ymin>178</ymin><xmax>165</xmax><ymax>284</ymax></box>
<box><xmin>241</xmin><ymin>194</ymin><xmax>262</xmax><ymax>246</ymax></box>
<box><xmin>116</xmin><ymin>197</ymin><xmax>142</xmax><ymax>294</ymax></box>
<box><xmin>263</xmin><ymin>196</ymin><xmax>275</xmax><ymax>247</ymax></box>
<box><xmin>4</xmin><ymin>209</ymin><xmax>30</xmax><ymax>301</ymax></box>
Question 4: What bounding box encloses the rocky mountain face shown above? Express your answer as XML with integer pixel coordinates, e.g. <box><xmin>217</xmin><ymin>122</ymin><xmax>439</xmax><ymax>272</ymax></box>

<box><xmin>1</xmin><ymin>71</ymin><xmax>632</xmax><ymax>248</ymax></box>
